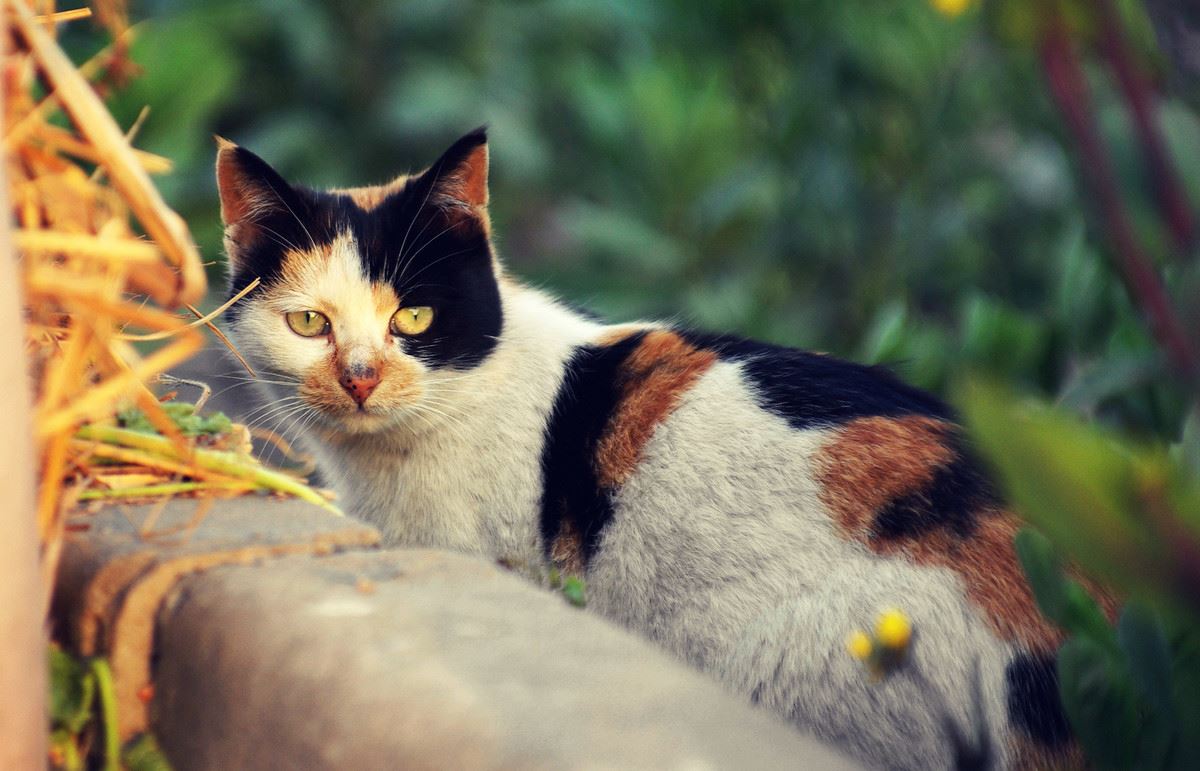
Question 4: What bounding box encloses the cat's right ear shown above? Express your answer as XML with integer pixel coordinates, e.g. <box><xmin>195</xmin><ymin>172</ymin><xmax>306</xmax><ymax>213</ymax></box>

<box><xmin>214</xmin><ymin>137</ymin><xmax>300</xmax><ymax>253</ymax></box>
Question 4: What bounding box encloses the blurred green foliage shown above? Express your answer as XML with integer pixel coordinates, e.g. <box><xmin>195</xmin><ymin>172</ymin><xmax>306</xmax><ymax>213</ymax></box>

<box><xmin>117</xmin><ymin>403</ymin><xmax>232</xmax><ymax>437</ymax></box>
<box><xmin>964</xmin><ymin>383</ymin><xmax>1200</xmax><ymax>769</ymax></box>
<box><xmin>62</xmin><ymin>0</ymin><xmax>1198</xmax><ymax>437</ymax></box>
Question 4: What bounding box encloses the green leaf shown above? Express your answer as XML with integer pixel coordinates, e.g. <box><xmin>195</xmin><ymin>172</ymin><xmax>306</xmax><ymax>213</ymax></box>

<box><xmin>1015</xmin><ymin>529</ymin><xmax>1113</xmax><ymax>647</ymax></box>
<box><xmin>959</xmin><ymin>296</ymin><xmax>1044</xmax><ymax>379</ymax></box>
<box><xmin>91</xmin><ymin>659</ymin><xmax>121</xmax><ymax>771</ymax></box>
<box><xmin>48</xmin><ymin>646</ymin><xmax>94</xmax><ymax>734</ymax></box>
<box><xmin>1061</xmin><ymin>581</ymin><xmax>1116</xmax><ymax>648</ymax></box>
<box><xmin>49</xmin><ymin>728</ymin><xmax>82</xmax><ymax>771</ymax></box>
<box><xmin>123</xmin><ymin>734</ymin><xmax>175</xmax><ymax>771</ymax></box>
<box><xmin>1014</xmin><ymin>528</ymin><xmax>1071</xmax><ymax>626</ymax></box>
<box><xmin>1117</xmin><ymin>603</ymin><xmax>1174</xmax><ymax>714</ymax></box>
<box><xmin>859</xmin><ymin>301</ymin><xmax>908</xmax><ymax>365</ymax></box>
<box><xmin>1058</xmin><ymin>636</ymin><xmax>1140</xmax><ymax>769</ymax></box>
<box><xmin>1170</xmin><ymin>405</ymin><xmax>1200</xmax><ymax>484</ymax></box>
<box><xmin>986</xmin><ymin>0</ymin><xmax>1045</xmax><ymax>46</ymax></box>
<box><xmin>117</xmin><ymin>404</ymin><xmax>234</xmax><ymax>438</ymax></box>
<box><xmin>561</xmin><ymin>576</ymin><xmax>587</xmax><ymax>608</ymax></box>
<box><xmin>1133</xmin><ymin>715</ymin><xmax>1177</xmax><ymax>771</ymax></box>
<box><xmin>1057</xmin><ymin>354</ymin><xmax>1164</xmax><ymax>415</ymax></box>
<box><xmin>1164</xmin><ymin>618</ymin><xmax>1200</xmax><ymax>768</ymax></box>
<box><xmin>116</xmin><ymin>407</ymin><xmax>157</xmax><ymax>435</ymax></box>
<box><xmin>960</xmin><ymin>380</ymin><xmax>1163</xmax><ymax>593</ymax></box>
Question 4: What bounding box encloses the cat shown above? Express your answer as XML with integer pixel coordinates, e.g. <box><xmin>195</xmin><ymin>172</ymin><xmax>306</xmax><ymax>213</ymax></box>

<box><xmin>216</xmin><ymin>128</ymin><xmax>1087</xmax><ymax>770</ymax></box>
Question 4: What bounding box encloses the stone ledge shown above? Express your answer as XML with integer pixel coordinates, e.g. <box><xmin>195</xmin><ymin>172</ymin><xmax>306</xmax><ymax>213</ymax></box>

<box><xmin>52</xmin><ymin>498</ymin><xmax>381</xmax><ymax>739</ymax></box>
<box><xmin>53</xmin><ymin>498</ymin><xmax>859</xmax><ymax>769</ymax></box>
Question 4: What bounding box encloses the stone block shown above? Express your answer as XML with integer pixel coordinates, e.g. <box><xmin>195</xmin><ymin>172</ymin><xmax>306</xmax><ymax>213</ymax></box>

<box><xmin>52</xmin><ymin>497</ymin><xmax>380</xmax><ymax>739</ymax></box>
<box><xmin>152</xmin><ymin>548</ymin><xmax>859</xmax><ymax>770</ymax></box>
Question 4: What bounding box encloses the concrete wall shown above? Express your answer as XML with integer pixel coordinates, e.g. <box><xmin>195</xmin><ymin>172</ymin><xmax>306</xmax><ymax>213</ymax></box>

<box><xmin>53</xmin><ymin>498</ymin><xmax>858</xmax><ymax>770</ymax></box>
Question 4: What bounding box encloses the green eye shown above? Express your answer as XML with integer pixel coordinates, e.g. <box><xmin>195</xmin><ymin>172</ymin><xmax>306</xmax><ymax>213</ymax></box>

<box><xmin>390</xmin><ymin>306</ymin><xmax>434</xmax><ymax>336</ymax></box>
<box><xmin>285</xmin><ymin>310</ymin><xmax>331</xmax><ymax>337</ymax></box>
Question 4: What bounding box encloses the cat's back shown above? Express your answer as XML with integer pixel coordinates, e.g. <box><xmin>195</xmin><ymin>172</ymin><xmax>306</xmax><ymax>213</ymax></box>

<box><xmin>539</xmin><ymin>324</ymin><xmax>1074</xmax><ymax>769</ymax></box>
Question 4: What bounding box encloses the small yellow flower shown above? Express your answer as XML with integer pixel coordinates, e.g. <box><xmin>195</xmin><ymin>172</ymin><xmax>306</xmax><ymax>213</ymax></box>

<box><xmin>846</xmin><ymin>630</ymin><xmax>873</xmax><ymax>661</ymax></box>
<box><xmin>875</xmin><ymin>609</ymin><xmax>913</xmax><ymax>650</ymax></box>
<box><xmin>930</xmin><ymin>0</ymin><xmax>972</xmax><ymax>17</ymax></box>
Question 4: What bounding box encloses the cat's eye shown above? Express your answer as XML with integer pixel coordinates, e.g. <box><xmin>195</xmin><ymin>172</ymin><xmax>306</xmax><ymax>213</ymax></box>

<box><xmin>285</xmin><ymin>310</ymin><xmax>331</xmax><ymax>337</ymax></box>
<box><xmin>390</xmin><ymin>306</ymin><xmax>434</xmax><ymax>336</ymax></box>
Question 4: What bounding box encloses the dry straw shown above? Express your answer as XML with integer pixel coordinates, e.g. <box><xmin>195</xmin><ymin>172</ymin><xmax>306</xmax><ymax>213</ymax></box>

<box><xmin>5</xmin><ymin>1</ymin><xmax>338</xmax><ymax>610</ymax></box>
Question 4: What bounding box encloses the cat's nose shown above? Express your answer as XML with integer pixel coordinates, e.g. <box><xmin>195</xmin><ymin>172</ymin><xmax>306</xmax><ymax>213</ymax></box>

<box><xmin>339</xmin><ymin>366</ymin><xmax>381</xmax><ymax>406</ymax></box>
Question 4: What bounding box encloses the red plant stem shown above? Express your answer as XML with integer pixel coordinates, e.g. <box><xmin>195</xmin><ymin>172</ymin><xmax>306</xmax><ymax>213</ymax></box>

<box><xmin>1039</xmin><ymin>21</ymin><xmax>1200</xmax><ymax>384</ymax></box>
<box><xmin>1096</xmin><ymin>0</ymin><xmax>1196</xmax><ymax>253</ymax></box>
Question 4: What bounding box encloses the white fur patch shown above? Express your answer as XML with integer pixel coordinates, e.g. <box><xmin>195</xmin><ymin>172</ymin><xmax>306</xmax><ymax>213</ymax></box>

<box><xmin>584</xmin><ymin>362</ymin><xmax>1014</xmax><ymax>768</ymax></box>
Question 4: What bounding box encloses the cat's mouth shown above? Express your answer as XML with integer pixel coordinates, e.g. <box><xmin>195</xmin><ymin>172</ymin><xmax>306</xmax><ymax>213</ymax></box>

<box><xmin>312</xmin><ymin>398</ymin><xmax>426</xmax><ymax>436</ymax></box>
<box><xmin>325</xmin><ymin>403</ymin><xmax>391</xmax><ymax>431</ymax></box>
<box><xmin>286</xmin><ymin>375</ymin><xmax>430</xmax><ymax>436</ymax></box>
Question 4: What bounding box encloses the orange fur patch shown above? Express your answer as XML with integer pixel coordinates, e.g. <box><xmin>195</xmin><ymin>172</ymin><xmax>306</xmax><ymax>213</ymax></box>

<box><xmin>1011</xmin><ymin>734</ymin><xmax>1085</xmax><ymax>770</ymax></box>
<box><xmin>550</xmin><ymin>520</ymin><xmax>585</xmax><ymax>577</ymax></box>
<box><xmin>332</xmin><ymin>176</ymin><xmax>412</xmax><ymax>211</ymax></box>
<box><xmin>278</xmin><ymin>246</ymin><xmax>323</xmax><ymax>285</ymax></box>
<box><xmin>595</xmin><ymin>325</ymin><xmax>650</xmax><ymax>348</ymax></box>
<box><xmin>816</xmin><ymin>416</ymin><xmax>1062</xmax><ymax>649</ymax></box>
<box><xmin>817</xmin><ymin>416</ymin><xmax>955</xmax><ymax>532</ymax></box>
<box><xmin>595</xmin><ymin>330</ymin><xmax>716</xmax><ymax>489</ymax></box>
<box><xmin>891</xmin><ymin>512</ymin><xmax>1060</xmax><ymax>649</ymax></box>
<box><xmin>301</xmin><ymin>350</ymin><xmax>420</xmax><ymax>416</ymax></box>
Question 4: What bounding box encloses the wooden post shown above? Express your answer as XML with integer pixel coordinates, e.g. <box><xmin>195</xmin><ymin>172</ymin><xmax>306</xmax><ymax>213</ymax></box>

<box><xmin>0</xmin><ymin>124</ymin><xmax>47</xmax><ymax>769</ymax></box>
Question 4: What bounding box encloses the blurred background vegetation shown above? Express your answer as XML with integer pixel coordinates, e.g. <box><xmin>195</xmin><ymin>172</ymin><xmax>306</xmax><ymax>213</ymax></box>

<box><xmin>62</xmin><ymin>0</ymin><xmax>1198</xmax><ymax>439</ymax></box>
<box><xmin>52</xmin><ymin>4</ymin><xmax>1200</xmax><ymax>763</ymax></box>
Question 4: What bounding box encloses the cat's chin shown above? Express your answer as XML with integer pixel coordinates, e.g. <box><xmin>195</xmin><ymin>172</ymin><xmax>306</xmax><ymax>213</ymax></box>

<box><xmin>323</xmin><ymin>408</ymin><xmax>398</xmax><ymax>435</ymax></box>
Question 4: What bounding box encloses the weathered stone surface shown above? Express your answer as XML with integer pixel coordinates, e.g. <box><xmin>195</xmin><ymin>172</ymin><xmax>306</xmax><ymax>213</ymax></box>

<box><xmin>52</xmin><ymin>497</ymin><xmax>380</xmax><ymax>739</ymax></box>
<box><xmin>50</xmin><ymin>496</ymin><xmax>858</xmax><ymax>768</ymax></box>
<box><xmin>153</xmin><ymin>548</ymin><xmax>860</xmax><ymax>770</ymax></box>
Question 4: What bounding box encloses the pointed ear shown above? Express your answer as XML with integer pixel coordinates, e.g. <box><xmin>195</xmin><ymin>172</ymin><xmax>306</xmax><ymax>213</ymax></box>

<box><xmin>422</xmin><ymin>126</ymin><xmax>489</xmax><ymax>211</ymax></box>
<box><xmin>214</xmin><ymin>137</ymin><xmax>302</xmax><ymax>246</ymax></box>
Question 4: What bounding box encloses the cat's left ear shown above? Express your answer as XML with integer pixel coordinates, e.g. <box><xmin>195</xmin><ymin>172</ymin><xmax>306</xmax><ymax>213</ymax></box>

<box><xmin>421</xmin><ymin>126</ymin><xmax>489</xmax><ymax>212</ymax></box>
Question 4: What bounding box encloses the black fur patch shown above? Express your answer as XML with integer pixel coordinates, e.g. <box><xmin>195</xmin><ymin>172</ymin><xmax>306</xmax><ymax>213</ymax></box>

<box><xmin>223</xmin><ymin>145</ymin><xmax>319</xmax><ymax>315</ymax></box>
<box><xmin>872</xmin><ymin>448</ymin><xmax>1002</xmax><ymax>541</ymax></box>
<box><xmin>1006</xmin><ymin>652</ymin><xmax>1072</xmax><ymax>747</ymax></box>
<box><xmin>224</xmin><ymin>128</ymin><xmax>501</xmax><ymax>369</ymax></box>
<box><xmin>677</xmin><ymin>329</ymin><xmax>1003</xmax><ymax>541</ymax></box>
<box><xmin>677</xmin><ymin>330</ymin><xmax>954</xmax><ymax>429</ymax></box>
<box><xmin>539</xmin><ymin>333</ymin><xmax>647</xmax><ymax>565</ymax></box>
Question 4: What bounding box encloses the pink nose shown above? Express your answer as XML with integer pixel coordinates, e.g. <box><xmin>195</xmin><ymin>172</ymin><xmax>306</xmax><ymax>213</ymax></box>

<box><xmin>339</xmin><ymin>367</ymin><xmax>380</xmax><ymax>406</ymax></box>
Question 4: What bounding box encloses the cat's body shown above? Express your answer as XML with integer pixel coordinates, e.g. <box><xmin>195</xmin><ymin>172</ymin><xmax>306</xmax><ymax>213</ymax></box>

<box><xmin>217</xmin><ymin>129</ymin><xmax>1077</xmax><ymax>769</ymax></box>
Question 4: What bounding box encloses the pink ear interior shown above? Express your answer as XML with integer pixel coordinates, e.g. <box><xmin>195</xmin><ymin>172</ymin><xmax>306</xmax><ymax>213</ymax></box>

<box><xmin>447</xmin><ymin>143</ymin><xmax>488</xmax><ymax>209</ymax></box>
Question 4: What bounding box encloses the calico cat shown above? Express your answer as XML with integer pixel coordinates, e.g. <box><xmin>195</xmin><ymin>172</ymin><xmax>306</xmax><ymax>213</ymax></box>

<box><xmin>216</xmin><ymin>128</ymin><xmax>1085</xmax><ymax>769</ymax></box>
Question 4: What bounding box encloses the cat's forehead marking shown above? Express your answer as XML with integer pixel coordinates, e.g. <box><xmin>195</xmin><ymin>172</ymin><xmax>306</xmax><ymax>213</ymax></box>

<box><xmin>331</xmin><ymin>175</ymin><xmax>413</xmax><ymax>212</ymax></box>
<box><xmin>278</xmin><ymin>230</ymin><xmax>397</xmax><ymax>316</ymax></box>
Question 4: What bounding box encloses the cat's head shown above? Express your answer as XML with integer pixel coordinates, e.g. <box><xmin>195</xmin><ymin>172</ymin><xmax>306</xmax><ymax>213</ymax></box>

<box><xmin>216</xmin><ymin>128</ymin><xmax>502</xmax><ymax>436</ymax></box>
